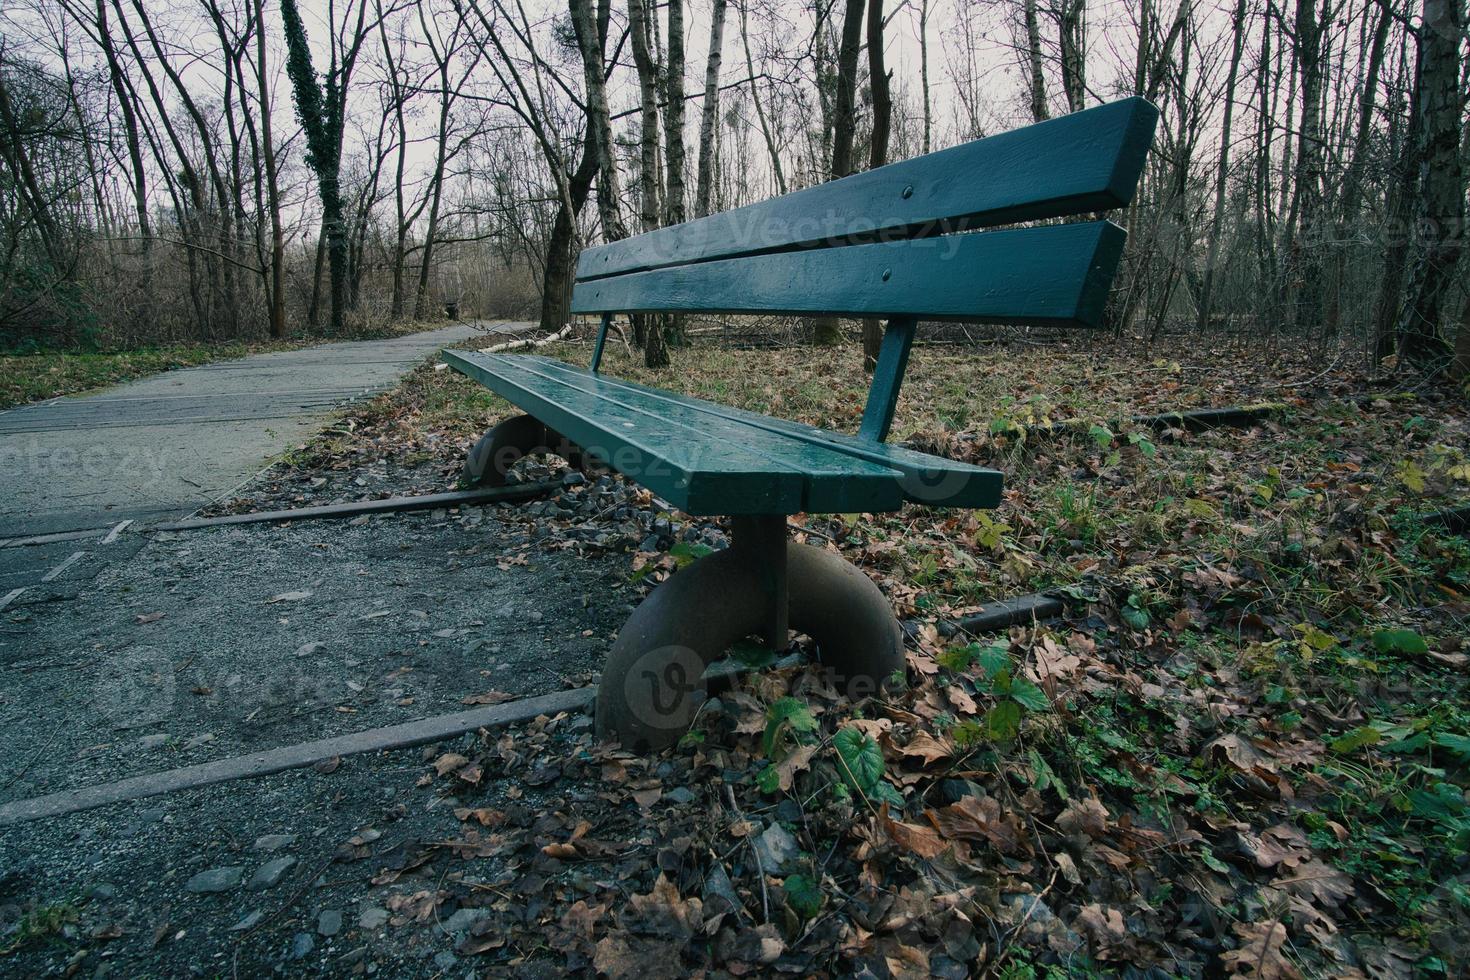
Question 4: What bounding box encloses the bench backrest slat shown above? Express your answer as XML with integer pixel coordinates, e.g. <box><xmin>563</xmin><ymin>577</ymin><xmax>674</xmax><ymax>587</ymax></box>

<box><xmin>576</xmin><ymin>97</ymin><xmax>1157</xmax><ymax>283</ymax></box>
<box><xmin>572</xmin><ymin>221</ymin><xmax>1126</xmax><ymax>326</ymax></box>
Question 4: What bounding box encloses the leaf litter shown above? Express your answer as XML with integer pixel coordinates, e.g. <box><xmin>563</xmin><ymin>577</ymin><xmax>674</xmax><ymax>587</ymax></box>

<box><xmin>195</xmin><ymin>340</ymin><xmax>1468</xmax><ymax>975</ymax></box>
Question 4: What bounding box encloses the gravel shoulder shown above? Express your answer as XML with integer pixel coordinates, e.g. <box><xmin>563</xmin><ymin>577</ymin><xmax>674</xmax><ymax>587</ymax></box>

<box><xmin>0</xmin><ymin>447</ymin><xmax>717</xmax><ymax>975</ymax></box>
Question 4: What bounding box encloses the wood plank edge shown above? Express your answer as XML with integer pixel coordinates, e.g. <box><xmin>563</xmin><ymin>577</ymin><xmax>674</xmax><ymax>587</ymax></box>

<box><xmin>0</xmin><ymin>687</ymin><xmax>595</xmax><ymax>827</ymax></box>
<box><xmin>147</xmin><ymin>483</ymin><xmax>557</xmax><ymax>532</ymax></box>
<box><xmin>934</xmin><ymin>593</ymin><xmax>1067</xmax><ymax>637</ymax></box>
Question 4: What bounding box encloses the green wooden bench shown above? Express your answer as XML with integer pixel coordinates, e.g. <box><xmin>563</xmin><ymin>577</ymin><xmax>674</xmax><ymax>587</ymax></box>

<box><xmin>444</xmin><ymin>97</ymin><xmax>1157</xmax><ymax>751</ymax></box>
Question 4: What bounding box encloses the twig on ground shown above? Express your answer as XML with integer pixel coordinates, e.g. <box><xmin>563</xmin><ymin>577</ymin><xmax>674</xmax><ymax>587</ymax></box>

<box><xmin>477</xmin><ymin>325</ymin><xmax>572</xmax><ymax>354</ymax></box>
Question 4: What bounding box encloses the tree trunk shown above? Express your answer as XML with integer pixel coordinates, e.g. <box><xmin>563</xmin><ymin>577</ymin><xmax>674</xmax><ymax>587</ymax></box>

<box><xmin>861</xmin><ymin>0</ymin><xmax>892</xmax><ymax>372</ymax></box>
<box><xmin>253</xmin><ymin>0</ymin><xmax>285</xmax><ymax>338</ymax></box>
<box><xmin>570</xmin><ymin>0</ymin><xmax>628</xmax><ymax>243</ymax></box>
<box><xmin>1057</xmin><ymin>0</ymin><xmax>1087</xmax><ymax>112</ymax></box>
<box><xmin>628</xmin><ymin>0</ymin><xmax>669</xmax><ymax>365</ymax></box>
<box><xmin>740</xmin><ymin>0</ymin><xmax>786</xmax><ymax>193</ymax></box>
<box><xmin>812</xmin><ymin>0</ymin><xmax>865</xmax><ymax>348</ymax></box>
<box><xmin>1451</xmin><ymin>293</ymin><xmax>1470</xmax><ymax>380</ymax></box>
<box><xmin>540</xmin><ymin>140</ymin><xmax>600</xmax><ymax>332</ymax></box>
<box><xmin>629</xmin><ymin>0</ymin><xmax>663</xmax><ymax>232</ymax></box>
<box><xmin>1326</xmin><ymin>0</ymin><xmax>1390</xmax><ymax>336</ymax></box>
<box><xmin>662</xmin><ymin>0</ymin><xmax>687</xmax><ymax>227</ymax></box>
<box><xmin>829</xmin><ymin>0</ymin><xmax>865</xmax><ymax>179</ymax></box>
<box><xmin>918</xmin><ymin>0</ymin><xmax>932</xmax><ymax>151</ymax></box>
<box><xmin>279</xmin><ymin>0</ymin><xmax>351</xmax><ymax>332</ymax></box>
<box><xmin>1395</xmin><ymin>0</ymin><xmax>1464</xmax><ymax>369</ymax></box>
<box><xmin>1287</xmin><ymin>0</ymin><xmax>1328</xmax><ymax>333</ymax></box>
<box><xmin>1195</xmin><ymin>0</ymin><xmax>1247</xmax><ymax>332</ymax></box>
<box><xmin>95</xmin><ymin>0</ymin><xmax>151</xmax><ymax>242</ymax></box>
<box><xmin>694</xmin><ymin>0</ymin><xmax>728</xmax><ymax>218</ymax></box>
<box><xmin>1024</xmin><ymin>0</ymin><xmax>1049</xmax><ymax>121</ymax></box>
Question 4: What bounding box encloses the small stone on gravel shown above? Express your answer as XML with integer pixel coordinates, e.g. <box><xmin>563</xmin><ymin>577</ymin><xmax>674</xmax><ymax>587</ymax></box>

<box><xmin>318</xmin><ymin>909</ymin><xmax>342</xmax><ymax>937</ymax></box>
<box><xmin>184</xmin><ymin>866</ymin><xmax>244</xmax><ymax>893</ymax></box>
<box><xmin>248</xmin><ymin>857</ymin><xmax>296</xmax><ymax>890</ymax></box>
<box><xmin>137</xmin><ymin>734</ymin><xmax>169</xmax><ymax>751</ymax></box>
<box><xmin>230</xmin><ymin>911</ymin><xmax>263</xmax><ymax>932</ymax></box>
<box><xmin>290</xmin><ymin>932</ymin><xmax>315</xmax><ymax>959</ymax></box>
<box><xmin>358</xmin><ymin>907</ymin><xmax>389</xmax><ymax>930</ymax></box>
<box><xmin>753</xmin><ymin>824</ymin><xmax>799</xmax><ymax>874</ymax></box>
<box><xmin>252</xmin><ymin>834</ymin><xmax>295</xmax><ymax>851</ymax></box>
<box><xmin>440</xmin><ymin>908</ymin><xmax>488</xmax><ymax>935</ymax></box>
<box><xmin>433</xmin><ymin>951</ymin><xmax>457</xmax><ymax>970</ymax></box>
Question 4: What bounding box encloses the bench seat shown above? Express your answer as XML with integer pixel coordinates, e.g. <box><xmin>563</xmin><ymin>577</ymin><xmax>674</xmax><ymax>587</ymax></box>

<box><xmin>445</xmin><ymin>350</ymin><xmax>1002</xmax><ymax>516</ymax></box>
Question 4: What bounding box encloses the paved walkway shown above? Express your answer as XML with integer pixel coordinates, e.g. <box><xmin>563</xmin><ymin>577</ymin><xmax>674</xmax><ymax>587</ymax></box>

<box><xmin>0</xmin><ymin>322</ymin><xmax>527</xmax><ymax>598</ymax></box>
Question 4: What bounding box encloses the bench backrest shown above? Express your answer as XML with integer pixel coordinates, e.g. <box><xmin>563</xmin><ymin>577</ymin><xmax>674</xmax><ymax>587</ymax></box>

<box><xmin>572</xmin><ymin>97</ymin><xmax>1158</xmax><ymax>440</ymax></box>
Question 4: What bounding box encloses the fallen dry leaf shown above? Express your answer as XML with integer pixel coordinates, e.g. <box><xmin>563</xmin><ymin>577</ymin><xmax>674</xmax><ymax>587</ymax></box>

<box><xmin>462</xmin><ymin>690</ymin><xmax>516</xmax><ymax>705</ymax></box>
<box><xmin>882</xmin><ymin>805</ymin><xmax>949</xmax><ymax>859</ymax></box>
<box><xmin>1220</xmin><ymin>919</ymin><xmax>1302</xmax><ymax>979</ymax></box>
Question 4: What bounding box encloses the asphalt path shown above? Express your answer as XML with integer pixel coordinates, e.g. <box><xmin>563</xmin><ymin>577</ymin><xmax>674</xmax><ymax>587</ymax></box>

<box><xmin>0</xmin><ymin>321</ymin><xmax>530</xmax><ymax>601</ymax></box>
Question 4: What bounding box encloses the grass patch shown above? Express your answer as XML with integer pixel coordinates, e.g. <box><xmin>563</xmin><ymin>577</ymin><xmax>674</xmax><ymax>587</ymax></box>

<box><xmin>269</xmin><ymin>333</ymin><xmax>1470</xmax><ymax>971</ymax></box>
<box><xmin>0</xmin><ymin>341</ymin><xmax>305</xmax><ymax>409</ymax></box>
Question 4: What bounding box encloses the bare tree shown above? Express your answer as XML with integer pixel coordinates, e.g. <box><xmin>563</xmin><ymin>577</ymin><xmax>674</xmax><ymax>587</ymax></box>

<box><xmin>740</xmin><ymin>0</ymin><xmax>786</xmax><ymax>193</ymax></box>
<box><xmin>861</xmin><ymin>0</ymin><xmax>891</xmax><ymax>371</ymax></box>
<box><xmin>1394</xmin><ymin>0</ymin><xmax>1464</xmax><ymax>368</ymax></box>
<box><xmin>662</xmin><ymin>0</ymin><xmax>687</xmax><ymax>227</ymax></box>
<box><xmin>1056</xmin><ymin>0</ymin><xmax>1086</xmax><ymax>112</ymax></box>
<box><xmin>1023</xmin><ymin>0</ymin><xmax>1048</xmax><ymax>121</ymax></box>
<box><xmin>1195</xmin><ymin>0</ymin><xmax>1248</xmax><ymax>331</ymax></box>
<box><xmin>694</xmin><ymin>0</ymin><xmax>728</xmax><ymax>217</ymax></box>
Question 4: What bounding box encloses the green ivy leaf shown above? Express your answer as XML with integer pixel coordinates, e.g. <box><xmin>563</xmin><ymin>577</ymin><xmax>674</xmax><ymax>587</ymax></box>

<box><xmin>1121</xmin><ymin>596</ymin><xmax>1151</xmax><ymax>631</ymax></box>
<box><xmin>1372</xmin><ymin>629</ymin><xmax>1428</xmax><ymax>656</ymax></box>
<box><xmin>668</xmin><ymin>541</ymin><xmax>713</xmax><ymax>568</ymax></box>
<box><xmin>1127</xmin><ymin>431</ymin><xmax>1157</xmax><ymax>457</ymax></box>
<box><xmin>1410</xmin><ymin>782</ymin><xmax>1467</xmax><ymax>822</ymax></box>
<box><xmin>756</xmin><ymin>765</ymin><xmax>781</xmax><ymax>795</ymax></box>
<box><xmin>1088</xmin><ymin>424</ymin><xmax>1114</xmax><ymax>449</ymax></box>
<box><xmin>1433</xmin><ymin>732</ymin><xmax>1470</xmax><ymax>760</ymax></box>
<box><xmin>731</xmin><ymin>640</ymin><xmax>776</xmax><ymax>669</ymax></box>
<box><xmin>984</xmin><ymin>701</ymin><xmax>1023</xmax><ymax>742</ymax></box>
<box><xmin>953</xmin><ymin>719</ymin><xmax>985</xmax><ymax>748</ymax></box>
<box><xmin>1010</xmin><ymin>677</ymin><xmax>1050</xmax><ymax>712</ymax></box>
<box><xmin>834</xmin><ymin>727</ymin><xmax>884</xmax><ymax>793</ymax></box>
<box><xmin>1028</xmin><ymin>748</ymin><xmax>1068</xmax><ymax>800</ymax></box>
<box><xmin>763</xmin><ymin>697</ymin><xmax>818</xmax><ymax>756</ymax></box>
<box><xmin>976</xmin><ymin>644</ymin><xmax>1010</xmax><ymax>679</ymax></box>
<box><xmin>938</xmin><ymin>643</ymin><xmax>979</xmax><ymax>673</ymax></box>
<box><xmin>871</xmin><ymin>782</ymin><xmax>905</xmax><ymax>807</ymax></box>
<box><xmin>1330</xmin><ymin>726</ymin><xmax>1381</xmax><ymax>754</ymax></box>
<box><xmin>784</xmin><ymin>874</ymin><xmax>823</xmax><ymax>919</ymax></box>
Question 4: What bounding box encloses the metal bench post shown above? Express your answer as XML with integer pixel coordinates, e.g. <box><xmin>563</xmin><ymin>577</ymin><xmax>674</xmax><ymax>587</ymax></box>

<box><xmin>729</xmin><ymin>514</ymin><xmax>789</xmax><ymax>651</ymax></box>
<box><xmin>857</xmin><ymin>317</ymin><xmax>917</xmax><ymax>442</ymax></box>
<box><xmin>590</xmin><ymin>312</ymin><xmax>613</xmax><ymax>374</ymax></box>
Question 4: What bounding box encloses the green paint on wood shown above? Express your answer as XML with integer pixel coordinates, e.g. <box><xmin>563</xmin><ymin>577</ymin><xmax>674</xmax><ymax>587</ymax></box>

<box><xmin>577</xmin><ymin>97</ymin><xmax>1158</xmax><ymax>281</ymax></box>
<box><xmin>859</xmin><ymin>318</ymin><xmax>917</xmax><ymax>442</ymax></box>
<box><xmin>573</xmin><ymin>221</ymin><xmax>1126</xmax><ymax>325</ymax></box>
<box><xmin>443</xmin><ymin>352</ymin><xmax>1003</xmax><ymax>513</ymax></box>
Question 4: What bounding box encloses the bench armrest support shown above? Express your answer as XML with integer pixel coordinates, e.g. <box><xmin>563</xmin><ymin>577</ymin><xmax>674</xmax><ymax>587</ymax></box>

<box><xmin>590</xmin><ymin>312</ymin><xmax>614</xmax><ymax>374</ymax></box>
<box><xmin>858</xmin><ymin>317</ymin><xmax>917</xmax><ymax>443</ymax></box>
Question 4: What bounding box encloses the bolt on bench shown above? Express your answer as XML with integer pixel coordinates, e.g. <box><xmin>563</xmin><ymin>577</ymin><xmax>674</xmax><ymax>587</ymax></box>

<box><xmin>444</xmin><ymin>97</ymin><xmax>1158</xmax><ymax>752</ymax></box>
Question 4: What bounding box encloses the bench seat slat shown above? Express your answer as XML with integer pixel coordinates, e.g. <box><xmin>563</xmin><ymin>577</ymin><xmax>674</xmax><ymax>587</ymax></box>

<box><xmin>519</xmin><ymin>355</ymin><xmax>1003</xmax><ymax>509</ymax></box>
<box><xmin>446</xmin><ymin>351</ymin><xmax>913</xmax><ymax>515</ymax></box>
<box><xmin>577</xmin><ymin>97</ymin><xmax>1157</xmax><ymax>280</ymax></box>
<box><xmin>573</xmin><ymin>221</ymin><xmax>1125</xmax><ymax>326</ymax></box>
